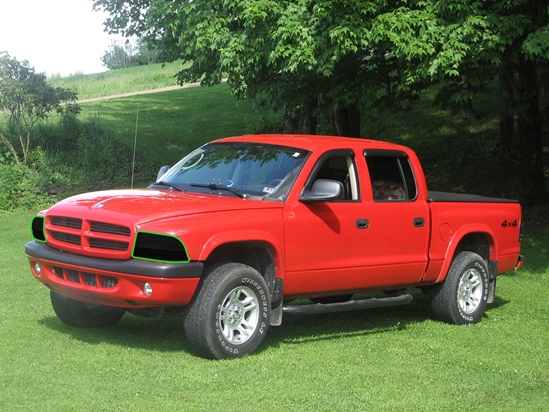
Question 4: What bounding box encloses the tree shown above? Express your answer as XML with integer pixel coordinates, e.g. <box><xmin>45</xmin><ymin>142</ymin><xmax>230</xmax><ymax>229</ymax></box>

<box><xmin>101</xmin><ymin>41</ymin><xmax>135</xmax><ymax>70</ymax></box>
<box><xmin>101</xmin><ymin>38</ymin><xmax>159</xmax><ymax>70</ymax></box>
<box><xmin>364</xmin><ymin>0</ymin><xmax>549</xmax><ymax>202</ymax></box>
<box><xmin>92</xmin><ymin>0</ymin><xmax>393</xmax><ymax>136</ymax></box>
<box><xmin>0</xmin><ymin>52</ymin><xmax>78</xmax><ymax>165</ymax></box>
<box><xmin>92</xmin><ymin>0</ymin><xmax>548</xmax><ymax>201</ymax></box>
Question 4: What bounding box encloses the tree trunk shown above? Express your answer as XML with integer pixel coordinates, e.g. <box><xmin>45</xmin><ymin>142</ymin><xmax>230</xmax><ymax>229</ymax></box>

<box><xmin>333</xmin><ymin>104</ymin><xmax>361</xmax><ymax>137</ymax></box>
<box><xmin>499</xmin><ymin>65</ymin><xmax>514</xmax><ymax>148</ymax></box>
<box><xmin>283</xmin><ymin>100</ymin><xmax>317</xmax><ymax>134</ymax></box>
<box><xmin>516</xmin><ymin>58</ymin><xmax>547</xmax><ymax>203</ymax></box>
<box><xmin>517</xmin><ymin>115</ymin><xmax>546</xmax><ymax>202</ymax></box>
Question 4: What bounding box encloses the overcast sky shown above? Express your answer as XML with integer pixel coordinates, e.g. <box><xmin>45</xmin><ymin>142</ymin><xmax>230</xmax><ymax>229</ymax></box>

<box><xmin>0</xmin><ymin>0</ymin><xmax>122</xmax><ymax>77</ymax></box>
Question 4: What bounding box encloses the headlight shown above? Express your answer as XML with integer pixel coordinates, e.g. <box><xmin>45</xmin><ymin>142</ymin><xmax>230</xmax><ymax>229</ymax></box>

<box><xmin>132</xmin><ymin>231</ymin><xmax>189</xmax><ymax>263</ymax></box>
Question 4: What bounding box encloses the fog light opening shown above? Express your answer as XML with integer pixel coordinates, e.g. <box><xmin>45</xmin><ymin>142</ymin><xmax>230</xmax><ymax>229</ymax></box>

<box><xmin>143</xmin><ymin>282</ymin><xmax>153</xmax><ymax>296</ymax></box>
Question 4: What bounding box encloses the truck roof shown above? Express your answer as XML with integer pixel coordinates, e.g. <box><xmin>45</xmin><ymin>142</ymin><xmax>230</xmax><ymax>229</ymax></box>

<box><xmin>215</xmin><ymin>134</ymin><xmax>408</xmax><ymax>153</ymax></box>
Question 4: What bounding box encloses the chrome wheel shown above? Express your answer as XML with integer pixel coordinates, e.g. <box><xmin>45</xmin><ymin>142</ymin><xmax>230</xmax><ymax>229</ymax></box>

<box><xmin>219</xmin><ymin>286</ymin><xmax>260</xmax><ymax>345</ymax></box>
<box><xmin>457</xmin><ymin>268</ymin><xmax>483</xmax><ymax>314</ymax></box>
<box><xmin>184</xmin><ymin>263</ymin><xmax>271</xmax><ymax>359</ymax></box>
<box><xmin>431</xmin><ymin>251</ymin><xmax>489</xmax><ymax>325</ymax></box>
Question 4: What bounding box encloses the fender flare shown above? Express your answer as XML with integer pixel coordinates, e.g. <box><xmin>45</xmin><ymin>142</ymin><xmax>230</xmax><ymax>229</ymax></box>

<box><xmin>199</xmin><ymin>230</ymin><xmax>285</xmax><ymax>280</ymax></box>
<box><xmin>434</xmin><ymin>223</ymin><xmax>498</xmax><ymax>284</ymax></box>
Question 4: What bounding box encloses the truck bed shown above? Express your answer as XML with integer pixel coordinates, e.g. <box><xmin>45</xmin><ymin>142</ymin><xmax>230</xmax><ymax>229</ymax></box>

<box><xmin>428</xmin><ymin>191</ymin><xmax>519</xmax><ymax>203</ymax></box>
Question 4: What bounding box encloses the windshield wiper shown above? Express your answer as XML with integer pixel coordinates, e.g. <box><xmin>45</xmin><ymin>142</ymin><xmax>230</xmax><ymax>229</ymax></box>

<box><xmin>154</xmin><ymin>181</ymin><xmax>184</xmax><ymax>192</ymax></box>
<box><xmin>190</xmin><ymin>183</ymin><xmax>245</xmax><ymax>198</ymax></box>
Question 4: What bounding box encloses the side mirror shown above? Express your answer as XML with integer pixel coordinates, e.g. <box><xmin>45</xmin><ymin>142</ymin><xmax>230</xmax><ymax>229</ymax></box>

<box><xmin>299</xmin><ymin>179</ymin><xmax>344</xmax><ymax>203</ymax></box>
<box><xmin>156</xmin><ymin>165</ymin><xmax>171</xmax><ymax>181</ymax></box>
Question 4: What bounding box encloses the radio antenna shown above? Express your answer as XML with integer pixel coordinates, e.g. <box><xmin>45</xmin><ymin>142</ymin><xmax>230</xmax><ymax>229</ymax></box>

<box><xmin>131</xmin><ymin>102</ymin><xmax>139</xmax><ymax>189</ymax></box>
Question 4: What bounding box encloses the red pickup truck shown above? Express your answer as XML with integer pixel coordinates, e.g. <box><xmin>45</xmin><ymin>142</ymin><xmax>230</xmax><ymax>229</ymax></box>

<box><xmin>26</xmin><ymin>134</ymin><xmax>523</xmax><ymax>359</ymax></box>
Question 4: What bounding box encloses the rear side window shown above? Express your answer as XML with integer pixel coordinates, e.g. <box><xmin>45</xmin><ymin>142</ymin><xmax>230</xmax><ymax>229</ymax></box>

<box><xmin>364</xmin><ymin>150</ymin><xmax>417</xmax><ymax>201</ymax></box>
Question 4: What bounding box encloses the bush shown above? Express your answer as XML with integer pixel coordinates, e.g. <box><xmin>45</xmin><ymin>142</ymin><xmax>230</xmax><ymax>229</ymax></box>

<box><xmin>0</xmin><ymin>163</ymin><xmax>52</xmax><ymax>211</ymax></box>
<box><xmin>1</xmin><ymin>112</ymin><xmax>158</xmax><ymax>211</ymax></box>
<box><xmin>72</xmin><ymin>118</ymin><xmax>134</xmax><ymax>189</ymax></box>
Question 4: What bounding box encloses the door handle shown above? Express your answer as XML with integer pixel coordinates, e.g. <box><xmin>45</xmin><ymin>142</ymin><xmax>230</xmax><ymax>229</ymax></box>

<box><xmin>414</xmin><ymin>217</ymin><xmax>425</xmax><ymax>227</ymax></box>
<box><xmin>356</xmin><ymin>219</ymin><xmax>370</xmax><ymax>229</ymax></box>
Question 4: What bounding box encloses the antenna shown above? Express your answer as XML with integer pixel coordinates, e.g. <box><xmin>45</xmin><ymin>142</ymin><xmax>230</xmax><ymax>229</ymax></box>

<box><xmin>131</xmin><ymin>102</ymin><xmax>139</xmax><ymax>189</ymax></box>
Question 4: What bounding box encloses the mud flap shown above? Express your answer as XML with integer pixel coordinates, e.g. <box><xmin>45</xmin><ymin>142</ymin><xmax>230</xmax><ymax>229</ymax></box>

<box><xmin>270</xmin><ymin>303</ymin><xmax>283</xmax><ymax>326</ymax></box>
<box><xmin>487</xmin><ymin>260</ymin><xmax>498</xmax><ymax>304</ymax></box>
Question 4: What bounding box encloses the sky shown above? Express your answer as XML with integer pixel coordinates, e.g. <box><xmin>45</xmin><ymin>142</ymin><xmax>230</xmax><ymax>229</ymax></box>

<box><xmin>0</xmin><ymin>0</ymin><xmax>122</xmax><ymax>77</ymax></box>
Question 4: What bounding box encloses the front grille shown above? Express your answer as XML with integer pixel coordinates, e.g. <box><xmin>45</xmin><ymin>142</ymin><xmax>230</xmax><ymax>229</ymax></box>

<box><xmin>84</xmin><ymin>272</ymin><xmax>97</xmax><ymax>286</ymax></box>
<box><xmin>51</xmin><ymin>216</ymin><xmax>82</xmax><ymax>229</ymax></box>
<box><xmin>47</xmin><ymin>216</ymin><xmax>132</xmax><ymax>255</ymax></box>
<box><xmin>51</xmin><ymin>267</ymin><xmax>117</xmax><ymax>289</ymax></box>
<box><xmin>90</xmin><ymin>221</ymin><xmax>131</xmax><ymax>237</ymax></box>
<box><xmin>67</xmin><ymin>269</ymin><xmax>80</xmax><ymax>282</ymax></box>
<box><xmin>50</xmin><ymin>231</ymin><xmax>81</xmax><ymax>245</ymax></box>
<box><xmin>89</xmin><ymin>238</ymin><xmax>129</xmax><ymax>251</ymax></box>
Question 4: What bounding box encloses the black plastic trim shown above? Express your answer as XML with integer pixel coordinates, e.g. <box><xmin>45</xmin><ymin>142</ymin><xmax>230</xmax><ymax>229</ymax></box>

<box><xmin>428</xmin><ymin>191</ymin><xmax>519</xmax><ymax>203</ymax></box>
<box><xmin>25</xmin><ymin>241</ymin><xmax>203</xmax><ymax>279</ymax></box>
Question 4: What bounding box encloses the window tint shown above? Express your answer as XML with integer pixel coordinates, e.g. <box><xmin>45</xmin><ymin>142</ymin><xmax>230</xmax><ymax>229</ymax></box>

<box><xmin>307</xmin><ymin>151</ymin><xmax>359</xmax><ymax>201</ymax></box>
<box><xmin>365</xmin><ymin>152</ymin><xmax>417</xmax><ymax>201</ymax></box>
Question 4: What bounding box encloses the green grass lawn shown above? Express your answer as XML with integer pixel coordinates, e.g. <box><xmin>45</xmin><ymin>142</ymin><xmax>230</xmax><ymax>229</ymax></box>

<box><xmin>2</xmin><ymin>211</ymin><xmax>548</xmax><ymax>411</ymax></box>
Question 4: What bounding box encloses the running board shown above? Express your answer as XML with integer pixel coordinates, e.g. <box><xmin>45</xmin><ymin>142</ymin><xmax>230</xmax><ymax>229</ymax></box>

<box><xmin>283</xmin><ymin>294</ymin><xmax>413</xmax><ymax>316</ymax></box>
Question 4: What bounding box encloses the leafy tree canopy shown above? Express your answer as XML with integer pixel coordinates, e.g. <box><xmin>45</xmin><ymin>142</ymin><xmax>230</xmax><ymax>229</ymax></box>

<box><xmin>0</xmin><ymin>52</ymin><xmax>78</xmax><ymax>165</ymax></box>
<box><xmin>93</xmin><ymin>0</ymin><xmax>549</xmax><ymax>200</ymax></box>
<box><xmin>101</xmin><ymin>38</ymin><xmax>159</xmax><ymax>70</ymax></box>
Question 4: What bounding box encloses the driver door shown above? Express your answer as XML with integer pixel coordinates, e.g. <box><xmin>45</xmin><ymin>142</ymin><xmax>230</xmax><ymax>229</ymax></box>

<box><xmin>283</xmin><ymin>149</ymin><xmax>371</xmax><ymax>298</ymax></box>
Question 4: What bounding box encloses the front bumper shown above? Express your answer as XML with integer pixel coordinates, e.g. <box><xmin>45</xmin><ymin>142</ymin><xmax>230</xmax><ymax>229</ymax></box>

<box><xmin>26</xmin><ymin>241</ymin><xmax>203</xmax><ymax>308</ymax></box>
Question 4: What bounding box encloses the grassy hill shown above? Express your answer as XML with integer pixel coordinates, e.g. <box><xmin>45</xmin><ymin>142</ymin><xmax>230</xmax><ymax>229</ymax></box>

<box><xmin>46</xmin><ymin>64</ymin><xmax>546</xmax><ymax>216</ymax></box>
<box><xmin>49</xmin><ymin>61</ymin><xmax>185</xmax><ymax>100</ymax></box>
<box><xmin>79</xmin><ymin>84</ymin><xmax>262</xmax><ymax>168</ymax></box>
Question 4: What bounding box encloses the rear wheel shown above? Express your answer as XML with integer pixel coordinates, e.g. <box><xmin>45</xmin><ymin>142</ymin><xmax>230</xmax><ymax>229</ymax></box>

<box><xmin>50</xmin><ymin>291</ymin><xmax>125</xmax><ymax>327</ymax></box>
<box><xmin>431</xmin><ymin>251</ymin><xmax>489</xmax><ymax>324</ymax></box>
<box><xmin>184</xmin><ymin>263</ymin><xmax>270</xmax><ymax>359</ymax></box>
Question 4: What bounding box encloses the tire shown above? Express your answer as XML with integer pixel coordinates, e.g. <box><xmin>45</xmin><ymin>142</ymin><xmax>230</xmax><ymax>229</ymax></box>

<box><xmin>431</xmin><ymin>251</ymin><xmax>489</xmax><ymax>325</ymax></box>
<box><xmin>184</xmin><ymin>263</ymin><xmax>271</xmax><ymax>359</ymax></box>
<box><xmin>50</xmin><ymin>291</ymin><xmax>125</xmax><ymax>327</ymax></box>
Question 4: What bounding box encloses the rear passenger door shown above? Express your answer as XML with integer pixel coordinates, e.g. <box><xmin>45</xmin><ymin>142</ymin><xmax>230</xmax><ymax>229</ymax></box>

<box><xmin>365</xmin><ymin>150</ymin><xmax>430</xmax><ymax>288</ymax></box>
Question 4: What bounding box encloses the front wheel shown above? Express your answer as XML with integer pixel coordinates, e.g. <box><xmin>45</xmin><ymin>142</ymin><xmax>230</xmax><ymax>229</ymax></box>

<box><xmin>50</xmin><ymin>291</ymin><xmax>125</xmax><ymax>327</ymax></box>
<box><xmin>431</xmin><ymin>251</ymin><xmax>489</xmax><ymax>325</ymax></box>
<box><xmin>184</xmin><ymin>263</ymin><xmax>271</xmax><ymax>359</ymax></box>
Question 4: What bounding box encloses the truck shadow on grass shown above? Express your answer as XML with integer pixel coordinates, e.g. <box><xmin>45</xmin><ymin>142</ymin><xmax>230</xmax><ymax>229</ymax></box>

<box><xmin>38</xmin><ymin>291</ymin><xmax>510</xmax><ymax>356</ymax></box>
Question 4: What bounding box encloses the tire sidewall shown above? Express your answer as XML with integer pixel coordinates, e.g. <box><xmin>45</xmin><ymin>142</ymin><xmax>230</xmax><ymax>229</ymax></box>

<box><xmin>451</xmin><ymin>253</ymin><xmax>489</xmax><ymax>324</ymax></box>
<box><xmin>50</xmin><ymin>290</ymin><xmax>125</xmax><ymax>327</ymax></box>
<box><xmin>185</xmin><ymin>263</ymin><xmax>271</xmax><ymax>359</ymax></box>
<box><xmin>211</xmin><ymin>272</ymin><xmax>270</xmax><ymax>358</ymax></box>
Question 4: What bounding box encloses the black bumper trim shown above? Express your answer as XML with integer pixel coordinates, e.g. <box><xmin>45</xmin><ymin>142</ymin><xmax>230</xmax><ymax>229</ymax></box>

<box><xmin>25</xmin><ymin>241</ymin><xmax>204</xmax><ymax>279</ymax></box>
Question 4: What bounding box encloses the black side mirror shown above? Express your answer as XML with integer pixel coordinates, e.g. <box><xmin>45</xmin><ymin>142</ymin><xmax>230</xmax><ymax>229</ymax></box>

<box><xmin>156</xmin><ymin>165</ymin><xmax>171</xmax><ymax>181</ymax></box>
<box><xmin>299</xmin><ymin>179</ymin><xmax>344</xmax><ymax>203</ymax></box>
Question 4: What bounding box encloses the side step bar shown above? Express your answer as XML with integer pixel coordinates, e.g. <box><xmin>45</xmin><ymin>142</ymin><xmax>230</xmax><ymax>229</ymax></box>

<box><xmin>283</xmin><ymin>293</ymin><xmax>413</xmax><ymax>316</ymax></box>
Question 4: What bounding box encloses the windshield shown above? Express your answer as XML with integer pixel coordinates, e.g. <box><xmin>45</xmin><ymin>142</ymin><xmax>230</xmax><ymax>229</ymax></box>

<box><xmin>154</xmin><ymin>142</ymin><xmax>310</xmax><ymax>201</ymax></box>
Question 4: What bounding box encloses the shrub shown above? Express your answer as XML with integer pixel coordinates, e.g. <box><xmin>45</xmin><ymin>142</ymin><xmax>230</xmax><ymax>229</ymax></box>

<box><xmin>0</xmin><ymin>163</ymin><xmax>52</xmax><ymax>211</ymax></box>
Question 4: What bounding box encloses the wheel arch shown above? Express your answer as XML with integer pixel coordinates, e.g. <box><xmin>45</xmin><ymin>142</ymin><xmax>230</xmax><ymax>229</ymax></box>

<box><xmin>199</xmin><ymin>233</ymin><xmax>284</xmax><ymax>307</ymax></box>
<box><xmin>435</xmin><ymin>225</ymin><xmax>497</xmax><ymax>284</ymax></box>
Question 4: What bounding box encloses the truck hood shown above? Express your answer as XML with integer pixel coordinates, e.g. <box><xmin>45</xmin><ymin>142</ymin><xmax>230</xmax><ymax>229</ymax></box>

<box><xmin>46</xmin><ymin>189</ymin><xmax>282</xmax><ymax>226</ymax></box>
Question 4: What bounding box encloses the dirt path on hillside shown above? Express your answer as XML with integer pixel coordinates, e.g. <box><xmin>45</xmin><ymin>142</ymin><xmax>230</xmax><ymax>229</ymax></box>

<box><xmin>78</xmin><ymin>83</ymin><xmax>202</xmax><ymax>103</ymax></box>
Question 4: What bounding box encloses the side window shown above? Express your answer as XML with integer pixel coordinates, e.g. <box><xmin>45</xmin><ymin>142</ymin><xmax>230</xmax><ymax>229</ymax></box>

<box><xmin>308</xmin><ymin>151</ymin><xmax>359</xmax><ymax>201</ymax></box>
<box><xmin>365</xmin><ymin>151</ymin><xmax>417</xmax><ymax>201</ymax></box>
